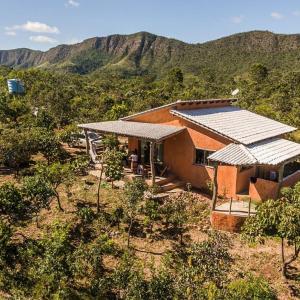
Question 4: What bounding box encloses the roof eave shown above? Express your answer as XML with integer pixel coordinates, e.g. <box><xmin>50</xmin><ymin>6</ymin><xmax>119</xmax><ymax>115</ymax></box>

<box><xmin>78</xmin><ymin>123</ymin><xmax>186</xmax><ymax>143</ymax></box>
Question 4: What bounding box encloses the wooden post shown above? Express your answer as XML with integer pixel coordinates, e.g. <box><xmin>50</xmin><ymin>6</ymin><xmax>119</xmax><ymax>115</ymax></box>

<box><xmin>229</xmin><ymin>197</ymin><xmax>233</xmax><ymax>214</ymax></box>
<box><xmin>211</xmin><ymin>163</ymin><xmax>218</xmax><ymax>211</ymax></box>
<box><xmin>248</xmin><ymin>198</ymin><xmax>252</xmax><ymax>216</ymax></box>
<box><xmin>150</xmin><ymin>141</ymin><xmax>156</xmax><ymax>186</ymax></box>
<box><xmin>84</xmin><ymin>129</ymin><xmax>90</xmax><ymax>155</ymax></box>
<box><xmin>276</xmin><ymin>164</ymin><xmax>285</xmax><ymax>199</ymax></box>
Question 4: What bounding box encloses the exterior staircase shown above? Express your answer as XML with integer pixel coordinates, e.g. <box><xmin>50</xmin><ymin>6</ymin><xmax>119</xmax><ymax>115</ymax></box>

<box><xmin>155</xmin><ymin>175</ymin><xmax>186</xmax><ymax>192</ymax></box>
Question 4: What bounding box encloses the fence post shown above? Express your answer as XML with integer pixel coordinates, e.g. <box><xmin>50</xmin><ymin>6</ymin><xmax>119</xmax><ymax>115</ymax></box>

<box><xmin>248</xmin><ymin>198</ymin><xmax>252</xmax><ymax>216</ymax></box>
<box><xmin>229</xmin><ymin>197</ymin><xmax>233</xmax><ymax>215</ymax></box>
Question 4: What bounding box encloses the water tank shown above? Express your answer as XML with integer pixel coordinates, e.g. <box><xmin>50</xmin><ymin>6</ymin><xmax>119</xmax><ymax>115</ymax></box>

<box><xmin>7</xmin><ymin>79</ymin><xmax>25</xmax><ymax>94</ymax></box>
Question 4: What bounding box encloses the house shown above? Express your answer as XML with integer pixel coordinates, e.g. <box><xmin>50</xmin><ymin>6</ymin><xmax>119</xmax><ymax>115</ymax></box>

<box><xmin>79</xmin><ymin>98</ymin><xmax>300</xmax><ymax>202</ymax></box>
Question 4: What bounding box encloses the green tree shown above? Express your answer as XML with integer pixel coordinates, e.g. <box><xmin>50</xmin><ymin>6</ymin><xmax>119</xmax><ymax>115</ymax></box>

<box><xmin>112</xmin><ymin>252</ymin><xmax>147</xmax><ymax>299</ymax></box>
<box><xmin>36</xmin><ymin>162</ymin><xmax>75</xmax><ymax>211</ymax></box>
<box><xmin>105</xmin><ymin>102</ymin><xmax>129</xmax><ymax>120</ymax></box>
<box><xmin>29</xmin><ymin>222</ymin><xmax>75</xmax><ymax>298</ymax></box>
<box><xmin>163</xmin><ymin>231</ymin><xmax>232</xmax><ymax>298</ymax></box>
<box><xmin>104</xmin><ymin>149</ymin><xmax>124</xmax><ymax>188</ymax></box>
<box><xmin>243</xmin><ymin>183</ymin><xmax>300</xmax><ymax>278</ymax></box>
<box><xmin>0</xmin><ymin>183</ymin><xmax>26</xmax><ymax>222</ymax></box>
<box><xmin>32</xmin><ymin>128</ymin><xmax>67</xmax><ymax>164</ymax></box>
<box><xmin>35</xmin><ymin>109</ymin><xmax>56</xmax><ymax>130</ymax></box>
<box><xmin>249</xmin><ymin>63</ymin><xmax>268</xmax><ymax>82</ymax></box>
<box><xmin>161</xmin><ymin>191</ymin><xmax>190</xmax><ymax>244</ymax></box>
<box><xmin>123</xmin><ymin>178</ymin><xmax>147</xmax><ymax>248</ymax></box>
<box><xmin>0</xmin><ymin>128</ymin><xmax>37</xmax><ymax>173</ymax></box>
<box><xmin>21</xmin><ymin>175</ymin><xmax>55</xmax><ymax>227</ymax></box>
<box><xmin>0</xmin><ymin>94</ymin><xmax>30</xmax><ymax>124</ymax></box>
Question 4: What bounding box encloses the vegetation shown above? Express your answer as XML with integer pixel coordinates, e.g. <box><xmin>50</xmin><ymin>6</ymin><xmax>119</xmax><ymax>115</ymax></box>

<box><xmin>243</xmin><ymin>183</ymin><xmax>300</xmax><ymax>278</ymax></box>
<box><xmin>0</xmin><ymin>40</ymin><xmax>300</xmax><ymax>298</ymax></box>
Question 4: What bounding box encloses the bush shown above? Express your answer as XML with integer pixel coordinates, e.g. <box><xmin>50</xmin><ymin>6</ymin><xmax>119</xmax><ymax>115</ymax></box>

<box><xmin>0</xmin><ymin>183</ymin><xmax>26</xmax><ymax>221</ymax></box>
<box><xmin>225</xmin><ymin>276</ymin><xmax>276</xmax><ymax>300</ymax></box>
<box><xmin>77</xmin><ymin>207</ymin><xmax>95</xmax><ymax>224</ymax></box>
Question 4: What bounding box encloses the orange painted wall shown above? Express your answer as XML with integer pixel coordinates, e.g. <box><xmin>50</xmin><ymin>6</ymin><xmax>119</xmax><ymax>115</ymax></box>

<box><xmin>128</xmin><ymin>105</ymin><xmax>241</xmax><ymax>197</ymax></box>
<box><xmin>217</xmin><ymin>165</ymin><xmax>238</xmax><ymax>198</ymax></box>
<box><xmin>282</xmin><ymin>170</ymin><xmax>300</xmax><ymax>187</ymax></box>
<box><xmin>128</xmin><ymin>137</ymin><xmax>138</xmax><ymax>152</ymax></box>
<box><xmin>236</xmin><ymin>166</ymin><xmax>257</xmax><ymax>194</ymax></box>
<box><xmin>211</xmin><ymin>211</ymin><xmax>247</xmax><ymax>233</ymax></box>
<box><xmin>249</xmin><ymin>178</ymin><xmax>279</xmax><ymax>201</ymax></box>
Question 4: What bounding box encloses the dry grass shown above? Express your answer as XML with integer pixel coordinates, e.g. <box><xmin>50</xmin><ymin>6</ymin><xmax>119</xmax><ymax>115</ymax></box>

<box><xmin>0</xmin><ymin>153</ymin><xmax>299</xmax><ymax>299</ymax></box>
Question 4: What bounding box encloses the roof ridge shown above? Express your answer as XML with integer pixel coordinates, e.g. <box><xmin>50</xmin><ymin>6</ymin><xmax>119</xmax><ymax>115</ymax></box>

<box><xmin>239</xmin><ymin>144</ymin><xmax>258</xmax><ymax>163</ymax></box>
<box><xmin>121</xmin><ymin>98</ymin><xmax>237</xmax><ymax>121</ymax></box>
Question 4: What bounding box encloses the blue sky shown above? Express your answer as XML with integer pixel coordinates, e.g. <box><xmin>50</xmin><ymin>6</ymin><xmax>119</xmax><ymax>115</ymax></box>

<box><xmin>1</xmin><ymin>0</ymin><xmax>300</xmax><ymax>50</ymax></box>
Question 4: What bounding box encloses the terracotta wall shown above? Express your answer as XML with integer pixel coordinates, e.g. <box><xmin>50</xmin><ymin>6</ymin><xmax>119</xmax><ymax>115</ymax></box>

<box><xmin>128</xmin><ymin>137</ymin><xmax>138</xmax><ymax>152</ymax></box>
<box><xmin>249</xmin><ymin>178</ymin><xmax>278</xmax><ymax>201</ymax></box>
<box><xmin>236</xmin><ymin>166</ymin><xmax>257</xmax><ymax>194</ymax></box>
<box><xmin>282</xmin><ymin>170</ymin><xmax>300</xmax><ymax>187</ymax></box>
<box><xmin>211</xmin><ymin>211</ymin><xmax>247</xmax><ymax>233</ymax></box>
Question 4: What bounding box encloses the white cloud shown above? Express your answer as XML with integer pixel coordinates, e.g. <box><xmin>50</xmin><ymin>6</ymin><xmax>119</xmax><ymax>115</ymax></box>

<box><xmin>5</xmin><ymin>21</ymin><xmax>59</xmax><ymax>34</ymax></box>
<box><xmin>5</xmin><ymin>31</ymin><xmax>16</xmax><ymax>36</ymax></box>
<box><xmin>66</xmin><ymin>0</ymin><xmax>80</xmax><ymax>7</ymax></box>
<box><xmin>271</xmin><ymin>12</ymin><xmax>284</xmax><ymax>20</ymax></box>
<box><xmin>292</xmin><ymin>11</ymin><xmax>300</xmax><ymax>16</ymax></box>
<box><xmin>231</xmin><ymin>15</ymin><xmax>244</xmax><ymax>24</ymax></box>
<box><xmin>29</xmin><ymin>35</ymin><xmax>58</xmax><ymax>44</ymax></box>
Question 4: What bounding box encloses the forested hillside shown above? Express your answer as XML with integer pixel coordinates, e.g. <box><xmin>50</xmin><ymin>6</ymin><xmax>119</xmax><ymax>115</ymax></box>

<box><xmin>0</xmin><ymin>30</ymin><xmax>300</xmax><ymax>298</ymax></box>
<box><xmin>2</xmin><ymin>31</ymin><xmax>300</xmax><ymax>79</ymax></box>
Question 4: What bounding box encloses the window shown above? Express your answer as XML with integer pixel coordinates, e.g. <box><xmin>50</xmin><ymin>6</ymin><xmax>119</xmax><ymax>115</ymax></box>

<box><xmin>195</xmin><ymin>148</ymin><xmax>215</xmax><ymax>166</ymax></box>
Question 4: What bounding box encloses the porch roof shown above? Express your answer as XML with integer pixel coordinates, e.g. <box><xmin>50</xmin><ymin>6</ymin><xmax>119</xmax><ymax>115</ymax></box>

<box><xmin>208</xmin><ymin>138</ymin><xmax>300</xmax><ymax>166</ymax></box>
<box><xmin>78</xmin><ymin>120</ymin><xmax>185</xmax><ymax>142</ymax></box>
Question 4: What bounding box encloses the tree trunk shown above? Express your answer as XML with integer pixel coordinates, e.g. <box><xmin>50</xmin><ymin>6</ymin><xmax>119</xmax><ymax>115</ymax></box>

<box><xmin>35</xmin><ymin>213</ymin><xmax>40</xmax><ymax>228</ymax></box>
<box><xmin>127</xmin><ymin>217</ymin><xmax>133</xmax><ymax>248</ymax></box>
<box><xmin>55</xmin><ymin>190</ymin><xmax>64</xmax><ymax>212</ymax></box>
<box><xmin>281</xmin><ymin>237</ymin><xmax>287</xmax><ymax>278</ymax></box>
<box><xmin>180</xmin><ymin>230</ymin><xmax>183</xmax><ymax>245</ymax></box>
<box><xmin>97</xmin><ymin>164</ymin><xmax>104</xmax><ymax>214</ymax></box>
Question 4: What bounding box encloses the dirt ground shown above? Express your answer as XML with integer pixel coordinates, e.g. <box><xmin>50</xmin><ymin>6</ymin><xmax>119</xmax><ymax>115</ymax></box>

<box><xmin>1</xmin><ymin>146</ymin><xmax>299</xmax><ymax>299</ymax></box>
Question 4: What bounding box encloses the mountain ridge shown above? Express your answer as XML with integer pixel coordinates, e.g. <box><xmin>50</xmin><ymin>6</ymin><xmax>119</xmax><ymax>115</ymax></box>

<box><xmin>2</xmin><ymin>30</ymin><xmax>300</xmax><ymax>77</ymax></box>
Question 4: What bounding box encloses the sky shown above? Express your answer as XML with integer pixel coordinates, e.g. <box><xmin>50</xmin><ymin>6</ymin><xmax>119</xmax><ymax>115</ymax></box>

<box><xmin>1</xmin><ymin>0</ymin><xmax>300</xmax><ymax>51</ymax></box>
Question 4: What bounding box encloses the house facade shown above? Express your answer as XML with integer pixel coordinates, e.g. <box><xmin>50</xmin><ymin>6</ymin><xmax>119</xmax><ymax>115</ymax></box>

<box><xmin>79</xmin><ymin>98</ymin><xmax>300</xmax><ymax>201</ymax></box>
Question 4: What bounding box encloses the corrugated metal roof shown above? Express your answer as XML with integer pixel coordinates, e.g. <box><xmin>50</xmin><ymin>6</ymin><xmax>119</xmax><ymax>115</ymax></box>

<box><xmin>208</xmin><ymin>144</ymin><xmax>257</xmax><ymax>165</ymax></box>
<box><xmin>171</xmin><ymin>106</ymin><xmax>296</xmax><ymax>144</ymax></box>
<box><xmin>208</xmin><ymin>138</ymin><xmax>300</xmax><ymax>165</ymax></box>
<box><xmin>248</xmin><ymin>138</ymin><xmax>300</xmax><ymax>165</ymax></box>
<box><xmin>78</xmin><ymin>121</ymin><xmax>185</xmax><ymax>142</ymax></box>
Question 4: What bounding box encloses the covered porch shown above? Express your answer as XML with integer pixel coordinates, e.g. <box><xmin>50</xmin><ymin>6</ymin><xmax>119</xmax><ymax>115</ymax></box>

<box><xmin>208</xmin><ymin>137</ymin><xmax>300</xmax><ymax>205</ymax></box>
<box><xmin>78</xmin><ymin>120</ymin><xmax>186</xmax><ymax>186</ymax></box>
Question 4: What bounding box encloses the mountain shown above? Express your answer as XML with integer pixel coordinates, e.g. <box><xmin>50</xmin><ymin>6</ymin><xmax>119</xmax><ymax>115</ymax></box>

<box><xmin>2</xmin><ymin>31</ymin><xmax>300</xmax><ymax>77</ymax></box>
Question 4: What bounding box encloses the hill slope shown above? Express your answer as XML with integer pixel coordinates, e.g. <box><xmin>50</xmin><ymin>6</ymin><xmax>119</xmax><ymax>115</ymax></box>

<box><xmin>2</xmin><ymin>31</ymin><xmax>300</xmax><ymax>77</ymax></box>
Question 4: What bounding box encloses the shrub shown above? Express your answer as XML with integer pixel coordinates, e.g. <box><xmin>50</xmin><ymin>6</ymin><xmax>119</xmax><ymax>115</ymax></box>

<box><xmin>76</xmin><ymin>207</ymin><xmax>95</xmax><ymax>224</ymax></box>
<box><xmin>225</xmin><ymin>276</ymin><xmax>276</xmax><ymax>300</ymax></box>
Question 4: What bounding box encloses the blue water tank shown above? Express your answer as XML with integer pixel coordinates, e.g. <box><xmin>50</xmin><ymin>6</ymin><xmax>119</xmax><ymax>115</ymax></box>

<box><xmin>7</xmin><ymin>79</ymin><xmax>25</xmax><ymax>94</ymax></box>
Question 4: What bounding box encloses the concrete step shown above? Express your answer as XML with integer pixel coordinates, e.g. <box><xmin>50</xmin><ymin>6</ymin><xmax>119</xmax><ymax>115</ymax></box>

<box><xmin>160</xmin><ymin>180</ymin><xmax>185</xmax><ymax>192</ymax></box>
<box><xmin>155</xmin><ymin>174</ymin><xmax>176</xmax><ymax>186</ymax></box>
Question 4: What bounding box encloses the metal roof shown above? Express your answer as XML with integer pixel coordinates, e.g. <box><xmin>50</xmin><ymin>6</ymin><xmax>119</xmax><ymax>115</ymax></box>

<box><xmin>208</xmin><ymin>138</ymin><xmax>300</xmax><ymax>166</ymax></box>
<box><xmin>78</xmin><ymin>120</ymin><xmax>185</xmax><ymax>142</ymax></box>
<box><xmin>171</xmin><ymin>106</ymin><xmax>296</xmax><ymax>145</ymax></box>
